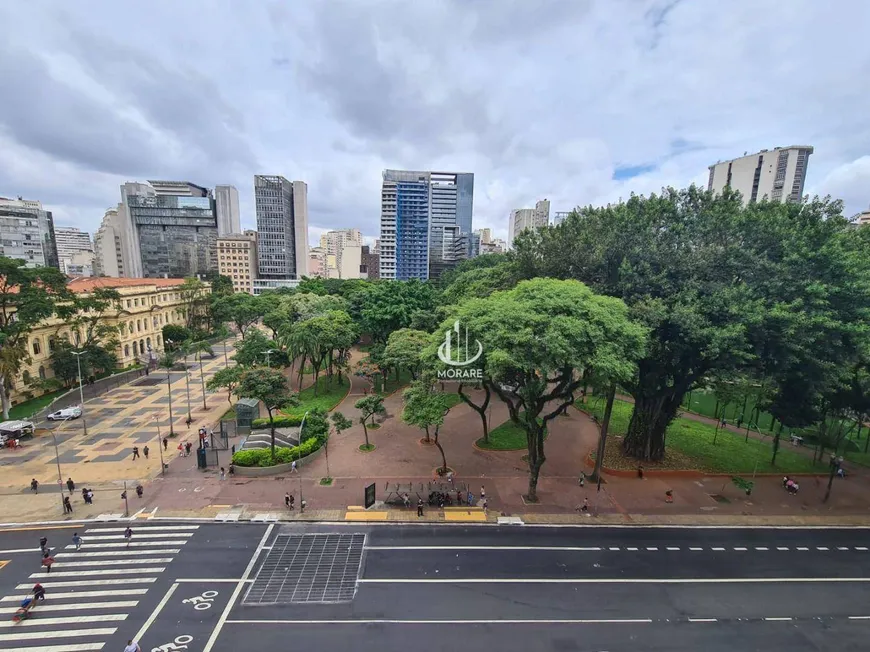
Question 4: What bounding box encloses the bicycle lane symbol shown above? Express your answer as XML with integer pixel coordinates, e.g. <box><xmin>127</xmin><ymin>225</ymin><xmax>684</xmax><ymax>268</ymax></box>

<box><xmin>145</xmin><ymin>585</ymin><xmax>231</xmax><ymax>652</ymax></box>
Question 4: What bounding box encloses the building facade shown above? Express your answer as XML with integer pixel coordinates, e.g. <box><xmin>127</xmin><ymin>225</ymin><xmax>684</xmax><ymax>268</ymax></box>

<box><xmin>54</xmin><ymin>227</ymin><xmax>94</xmax><ymax>276</ymax></box>
<box><xmin>553</xmin><ymin>211</ymin><xmax>571</xmax><ymax>226</ymax></box>
<box><xmin>214</xmin><ymin>185</ymin><xmax>241</xmax><ymax>236</ymax></box>
<box><xmin>254</xmin><ymin>175</ymin><xmax>309</xmax><ymax>280</ymax></box>
<box><xmin>361</xmin><ymin>245</ymin><xmax>379</xmax><ymax>279</ymax></box>
<box><xmin>508</xmin><ymin>199</ymin><xmax>550</xmax><ymax>247</ymax></box>
<box><xmin>707</xmin><ymin>146</ymin><xmax>813</xmax><ymax>205</ymax></box>
<box><xmin>217</xmin><ymin>232</ymin><xmax>258</xmax><ymax>294</ymax></box>
<box><xmin>6</xmin><ymin>277</ymin><xmax>202</xmax><ymax>405</ymax></box>
<box><xmin>119</xmin><ymin>181</ymin><xmax>219</xmax><ymax>279</ymax></box>
<box><xmin>93</xmin><ymin>207</ymin><xmax>128</xmax><ymax>277</ymax></box>
<box><xmin>0</xmin><ymin>197</ymin><xmax>59</xmax><ymax>268</ymax></box>
<box><xmin>308</xmin><ymin>247</ymin><xmax>326</xmax><ymax>278</ymax></box>
<box><xmin>252</xmin><ymin>278</ymin><xmax>301</xmax><ymax>295</ymax></box>
<box><xmin>379</xmin><ymin>169</ymin><xmax>474</xmax><ymax>280</ymax></box>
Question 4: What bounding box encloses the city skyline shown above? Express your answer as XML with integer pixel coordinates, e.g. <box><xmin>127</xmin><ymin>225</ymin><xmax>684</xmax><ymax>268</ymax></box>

<box><xmin>0</xmin><ymin>1</ymin><xmax>867</xmax><ymax>247</ymax></box>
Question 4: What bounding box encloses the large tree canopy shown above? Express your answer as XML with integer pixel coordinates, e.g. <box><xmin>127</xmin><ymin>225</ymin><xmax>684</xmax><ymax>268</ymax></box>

<box><xmin>434</xmin><ymin>278</ymin><xmax>646</xmax><ymax>500</ymax></box>
<box><xmin>513</xmin><ymin>187</ymin><xmax>870</xmax><ymax>461</ymax></box>
<box><xmin>360</xmin><ymin>280</ymin><xmax>437</xmax><ymax>343</ymax></box>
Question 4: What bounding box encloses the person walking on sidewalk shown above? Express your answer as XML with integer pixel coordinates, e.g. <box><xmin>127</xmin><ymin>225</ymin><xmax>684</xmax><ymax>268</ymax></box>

<box><xmin>163</xmin><ymin>437</ymin><xmax>168</xmax><ymax>452</ymax></box>
<box><xmin>290</xmin><ymin>460</ymin><xmax>298</xmax><ymax>473</ymax></box>
<box><xmin>63</xmin><ymin>496</ymin><xmax>73</xmax><ymax>514</ymax></box>
<box><xmin>72</xmin><ymin>532</ymin><xmax>83</xmax><ymax>550</ymax></box>
<box><xmin>66</xmin><ymin>477</ymin><xmax>75</xmax><ymax>493</ymax></box>
<box><xmin>219</xmin><ymin>467</ymin><xmax>226</xmax><ymax>481</ymax></box>
<box><xmin>143</xmin><ymin>445</ymin><xmax>149</xmax><ymax>460</ymax></box>
<box><xmin>417</xmin><ymin>498</ymin><xmax>424</xmax><ymax>517</ymax></box>
<box><xmin>131</xmin><ymin>446</ymin><xmax>140</xmax><ymax>460</ymax></box>
<box><xmin>30</xmin><ymin>478</ymin><xmax>38</xmax><ymax>493</ymax></box>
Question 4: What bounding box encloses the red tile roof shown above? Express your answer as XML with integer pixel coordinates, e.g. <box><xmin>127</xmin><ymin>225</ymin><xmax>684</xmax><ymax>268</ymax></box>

<box><xmin>66</xmin><ymin>277</ymin><xmax>189</xmax><ymax>293</ymax></box>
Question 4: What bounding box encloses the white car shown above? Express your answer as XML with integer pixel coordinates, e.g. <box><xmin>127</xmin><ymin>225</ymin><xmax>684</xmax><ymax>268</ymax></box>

<box><xmin>47</xmin><ymin>406</ymin><xmax>82</xmax><ymax>421</ymax></box>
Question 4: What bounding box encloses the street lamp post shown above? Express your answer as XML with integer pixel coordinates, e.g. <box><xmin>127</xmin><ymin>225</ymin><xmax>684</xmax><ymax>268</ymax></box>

<box><xmin>155</xmin><ymin>416</ymin><xmax>166</xmax><ymax>476</ymax></box>
<box><xmin>50</xmin><ymin>414</ymin><xmax>74</xmax><ymax>513</ymax></box>
<box><xmin>265</xmin><ymin>349</ymin><xmax>274</xmax><ymax>368</ymax></box>
<box><xmin>824</xmin><ymin>453</ymin><xmax>843</xmax><ymax>503</ymax></box>
<box><xmin>70</xmin><ymin>350</ymin><xmax>88</xmax><ymax>436</ymax></box>
<box><xmin>298</xmin><ymin>410</ymin><xmax>309</xmax><ymax>510</ymax></box>
<box><xmin>197</xmin><ymin>348</ymin><xmax>208</xmax><ymax>410</ymax></box>
<box><xmin>182</xmin><ymin>348</ymin><xmax>193</xmax><ymax>423</ymax></box>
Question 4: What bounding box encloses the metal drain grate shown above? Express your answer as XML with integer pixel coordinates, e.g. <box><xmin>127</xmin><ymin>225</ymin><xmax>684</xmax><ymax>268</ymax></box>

<box><xmin>244</xmin><ymin>533</ymin><xmax>365</xmax><ymax>604</ymax></box>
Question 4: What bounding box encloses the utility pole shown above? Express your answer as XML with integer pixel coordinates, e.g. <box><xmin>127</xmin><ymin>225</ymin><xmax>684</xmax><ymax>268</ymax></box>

<box><xmin>71</xmin><ymin>350</ymin><xmax>88</xmax><ymax>436</ymax></box>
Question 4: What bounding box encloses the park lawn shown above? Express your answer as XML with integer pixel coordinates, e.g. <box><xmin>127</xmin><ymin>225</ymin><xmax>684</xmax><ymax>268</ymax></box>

<box><xmin>380</xmin><ymin>368</ymin><xmax>414</xmax><ymax>395</ymax></box>
<box><xmin>475</xmin><ymin>416</ymin><xmax>546</xmax><ymax>451</ymax></box>
<box><xmin>443</xmin><ymin>392</ymin><xmax>463</xmax><ymax>410</ymax></box>
<box><xmin>282</xmin><ymin>375</ymin><xmax>350</xmax><ymax>418</ymax></box>
<box><xmin>9</xmin><ymin>389</ymin><xmax>67</xmax><ymax>420</ymax></box>
<box><xmin>578</xmin><ymin>397</ymin><xmax>819</xmax><ymax>474</ymax></box>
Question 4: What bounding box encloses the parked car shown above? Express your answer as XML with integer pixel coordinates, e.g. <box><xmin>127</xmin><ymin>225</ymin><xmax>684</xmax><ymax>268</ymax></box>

<box><xmin>46</xmin><ymin>406</ymin><xmax>82</xmax><ymax>421</ymax></box>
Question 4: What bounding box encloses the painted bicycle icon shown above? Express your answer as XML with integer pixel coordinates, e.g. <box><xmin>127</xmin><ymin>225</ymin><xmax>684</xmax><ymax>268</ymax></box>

<box><xmin>182</xmin><ymin>590</ymin><xmax>219</xmax><ymax>610</ymax></box>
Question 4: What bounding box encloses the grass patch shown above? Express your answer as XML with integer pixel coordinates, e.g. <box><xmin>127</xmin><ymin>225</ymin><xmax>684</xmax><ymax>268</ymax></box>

<box><xmin>443</xmin><ymin>392</ymin><xmax>463</xmax><ymax>410</ymax></box>
<box><xmin>475</xmin><ymin>417</ymin><xmax>545</xmax><ymax>451</ymax></box>
<box><xmin>578</xmin><ymin>397</ymin><xmax>819</xmax><ymax>474</ymax></box>
<box><xmin>282</xmin><ymin>375</ymin><xmax>350</xmax><ymax>418</ymax></box>
<box><xmin>380</xmin><ymin>368</ymin><xmax>414</xmax><ymax>395</ymax></box>
<box><xmin>319</xmin><ymin>477</ymin><xmax>334</xmax><ymax>486</ymax></box>
<box><xmin>359</xmin><ymin>444</ymin><xmax>376</xmax><ymax>452</ymax></box>
<box><xmin>220</xmin><ymin>406</ymin><xmax>237</xmax><ymax>421</ymax></box>
<box><xmin>10</xmin><ymin>389</ymin><xmax>67</xmax><ymax>420</ymax></box>
<box><xmin>367</xmin><ymin>422</ymin><xmax>381</xmax><ymax>430</ymax></box>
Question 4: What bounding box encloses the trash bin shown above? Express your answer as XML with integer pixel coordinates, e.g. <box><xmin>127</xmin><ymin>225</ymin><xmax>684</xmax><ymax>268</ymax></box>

<box><xmin>196</xmin><ymin>447</ymin><xmax>207</xmax><ymax>469</ymax></box>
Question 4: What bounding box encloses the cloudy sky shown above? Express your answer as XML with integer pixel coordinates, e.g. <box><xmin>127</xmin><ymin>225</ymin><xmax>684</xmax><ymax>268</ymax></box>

<box><xmin>1</xmin><ymin>0</ymin><xmax>868</xmax><ymax>245</ymax></box>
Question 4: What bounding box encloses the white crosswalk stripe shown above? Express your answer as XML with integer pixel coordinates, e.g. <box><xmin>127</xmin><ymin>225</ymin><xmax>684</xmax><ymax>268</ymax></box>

<box><xmin>0</xmin><ymin>523</ymin><xmax>195</xmax><ymax>652</ymax></box>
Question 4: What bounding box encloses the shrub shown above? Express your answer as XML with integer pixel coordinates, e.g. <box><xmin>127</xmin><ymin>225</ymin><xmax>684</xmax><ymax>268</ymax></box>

<box><xmin>251</xmin><ymin>415</ymin><xmax>303</xmax><ymax>429</ymax></box>
<box><xmin>232</xmin><ymin>437</ymin><xmax>323</xmax><ymax>467</ymax></box>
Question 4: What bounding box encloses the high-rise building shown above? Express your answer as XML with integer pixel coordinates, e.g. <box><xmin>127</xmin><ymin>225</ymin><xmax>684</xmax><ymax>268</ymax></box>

<box><xmin>474</xmin><ymin>228</ymin><xmax>493</xmax><ymax>244</ymax></box>
<box><xmin>320</xmin><ymin>228</ymin><xmax>362</xmax><ymax>277</ymax></box>
<box><xmin>0</xmin><ymin>197</ymin><xmax>59</xmax><ymax>268</ymax></box>
<box><xmin>217</xmin><ymin>232</ymin><xmax>258</xmax><ymax>294</ymax></box>
<box><xmin>254</xmin><ymin>175</ymin><xmax>309</xmax><ymax>279</ymax></box>
<box><xmin>361</xmin><ymin>245</ymin><xmax>380</xmax><ymax>279</ymax></box>
<box><xmin>379</xmin><ymin>169</ymin><xmax>474</xmax><ymax>280</ymax></box>
<box><xmin>852</xmin><ymin>206</ymin><xmax>870</xmax><ymax>226</ymax></box>
<box><xmin>119</xmin><ymin>180</ymin><xmax>219</xmax><ymax>279</ymax></box>
<box><xmin>214</xmin><ymin>185</ymin><xmax>241</xmax><ymax>236</ymax></box>
<box><xmin>707</xmin><ymin>146</ymin><xmax>813</xmax><ymax>205</ymax></box>
<box><xmin>508</xmin><ymin>199</ymin><xmax>550</xmax><ymax>247</ymax></box>
<box><xmin>339</xmin><ymin>242</ymin><xmax>363</xmax><ymax>280</ymax></box>
<box><xmin>308</xmin><ymin>246</ymin><xmax>326</xmax><ymax>278</ymax></box>
<box><xmin>54</xmin><ymin>227</ymin><xmax>94</xmax><ymax>275</ymax></box>
<box><xmin>553</xmin><ymin>211</ymin><xmax>571</xmax><ymax>226</ymax></box>
<box><xmin>93</xmin><ymin>206</ymin><xmax>129</xmax><ymax>277</ymax></box>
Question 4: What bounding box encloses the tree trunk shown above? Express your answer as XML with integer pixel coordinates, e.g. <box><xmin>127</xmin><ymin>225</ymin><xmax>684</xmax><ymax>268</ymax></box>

<box><xmin>622</xmin><ymin>393</ymin><xmax>679</xmax><ymax>461</ymax></box>
<box><xmin>362</xmin><ymin>422</ymin><xmax>369</xmax><ymax>448</ymax></box>
<box><xmin>458</xmin><ymin>382</ymin><xmax>490</xmax><ymax>443</ymax></box>
<box><xmin>296</xmin><ymin>357</ymin><xmax>305</xmax><ymax>392</ymax></box>
<box><xmin>590</xmin><ymin>384</ymin><xmax>615</xmax><ymax>482</ymax></box>
<box><xmin>268</xmin><ymin>409</ymin><xmax>276</xmax><ymax>460</ymax></box>
<box><xmin>770</xmin><ymin>421</ymin><xmax>784</xmax><ymax>466</ymax></box>
<box><xmin>423</xmin><ymin>425</ymin><xmax>431</xmax><ymax>443</ymax></box>
<box><xmin>433</xmin><ymin>426</ymin><xmax>447</xmax><ymax>474</ymax></box>
<box><xmin>524</xmin><ymin>419</ymin><xmax>546</xmax><ymax>503</ymax></box>
<box><xmin>0</xmin><ymin>376</ymin><xmax>10</xmax><ymax>420</ymax></box>
<box><xmin>312</xmin><ymin>366</ymin><xmax>320</xmax><ymax>396</ymax></box>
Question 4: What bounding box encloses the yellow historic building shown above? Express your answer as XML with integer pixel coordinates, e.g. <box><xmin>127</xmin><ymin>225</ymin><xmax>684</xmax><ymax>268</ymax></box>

<box><xmin>10</xmin><ymin>277</ymin><xmax>209</xmax><ymax>405</ymax></box>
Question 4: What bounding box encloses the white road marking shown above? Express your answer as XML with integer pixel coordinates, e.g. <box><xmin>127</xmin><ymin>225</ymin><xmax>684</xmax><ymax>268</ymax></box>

<box><xmin>626</xmin><ymin>547</ymin><xmax>638</xmax><ymax>551</ymax></box>
<box><xmin>733</xmin><ymin>547</ymin><xmax>747</xmax><ymax>551</ymax></box>
<box><xmin>646</xmin><ymin>547</ymin><xmax>658</xmax><ymax>551</ymax></box>
<box><xmin>203</xmin><ymin>523</ymin><xmax>274</xmax><ymax>652</ymax></box>
<box><xmin>30</xmin><ymin>567</ymin><xmax>165</xmax><ymax>578</ymax></box>
<box><xmin>817</xmin><ymin>547</ymin><xmax>829</xmax><ymax>551</ymax></box>
<box><xmin>132</xmin><ymin>582</ymin><xmax>178</xmax><ymax>645</ymax></box>
<box><xmin>666</xmin><ymin>547</ymin><xmax>680</xmax><ymax>551</ymax></box>
<box><xmin>608</xmin><ymin>547</ymin><xmax>620</xmax><ymax>551</ymax></box>
<box><xmin>755</xmin><ymin>547</ymin><xmax>769</xmax><ymax>551</ymax></box>
<box><xmin>764</xmin><ymin>617</ymin><xmax>793</xmax><ymax>621</ymax></box>
<box><xmin>176</xmin><ymin>578</ymin><xmax>255</xmax><ymax>583</ymax></box>
<box><xmin>366</xmin><ymin>546</ymin><xmax>605</xmax><ymax>551</ymax></box>
<box><xmin>796</xmin><ymin>547</ymin><xmax>809</xmax><ymax>551</ymax></box>
<box><xmin>54</xmin><ymin>558</ymin><xmax>172</xmax><ymax>567</ymax></box>
<box><xmin>16</xmin><ymin>578</ymin><xmax>156</xmax><ymax>589</ymax></box>
<box><xmin>777</xmin><ymin>547</ymin><xmax>789</xmax><ymax>551</ymax></box>
<box><xmin>0</xmin><ymin>613</ymin><xmax>127</xmax><ymax>627</ymax></box>
<box><xmin>0</xmin><ymin>628</ymin><xmax>116</xmax><ymax>641</ymax></box>
<box><xmin>0</xmin><ymin>548</ymin><xmax>39</xmax><ymax>554</ymax></box>
<box><xmin>0</xmin><ymin>645</ymin><xmax>106</xmax><ymax>652</ymax></box>
<box><xmin>856</xmin><ymin>547</ymin><xmax>868</xmax><ymax>551</ymax></box>
<box><xmin>0</xmin><ymin>601</ymin><xmax>139</xmax><ymax>614</ymax></box>
<box><xmin>838</xmin><ymin>547</ymin><xmax>849</xmax><ymax>551</ymax></box>
<box><xmin>848</xmin><ymin>616</ymin><xmax>870</xmax><ymax>620</ymax></box>
<box><xmin>687</xmin><ymin>618</ymin><xmax>718</xmax><ymax>623</ymax></box>
<box><xmin>359</xmin><ymin>577</ymin><xmax>870</xmax><ymax>584</ymax></box>
<box><xmin>63</xmin><ymin>541</ymin><xmax>188</xmax><ymax>549</ymax></box>
<box><xmin>689</xmin><ymin>547</ymin><xmax>703</xmax><ymax>551</ymax></box>
<box><xmin>55</xmin><ymin>549</ymin><xmax>180</xmax><ymax>558</ymax></box>
<box><xmin>84</xmin><ymin>526</ymin><xmax>198</xmax><ymax>533</ymax></box>
<box><xmin>0</xmin><ymin>590</ymin><xmax>147</xmax><ymax>601</ymax></box>
<box><xmin>711</xmin><ymin>547</ymin><xmax>725</xmax><ymax>551</ymax></box>
<box><xmin>225</xmin><ymin>618</ymin><xmax>656</xmax><ymax>625</ymax></box>
<box><xmin>74</xmin><ymin>533</ymin><xmax>193</xmax><ymax>541</ymax></box>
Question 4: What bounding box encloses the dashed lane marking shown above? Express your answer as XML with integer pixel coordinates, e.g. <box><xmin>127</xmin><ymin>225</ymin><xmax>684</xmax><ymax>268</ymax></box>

<box><xmin>0</xmin><ymin>628</ymin><xmax>117</xmax><ymax>642</ymax></box>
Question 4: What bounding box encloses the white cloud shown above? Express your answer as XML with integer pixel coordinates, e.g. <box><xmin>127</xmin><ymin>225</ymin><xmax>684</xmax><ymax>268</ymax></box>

<box><xmin>0</xmin><ymin>0</ymin><xmax>867</xmax><ymax>246</ymax></box>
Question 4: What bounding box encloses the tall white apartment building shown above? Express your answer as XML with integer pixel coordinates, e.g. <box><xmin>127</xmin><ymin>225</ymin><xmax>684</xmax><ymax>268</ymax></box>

<box><xmin>0</xmin><ymin>196</ymin><xmax>59</xmax><ymax>268</ymax></box>
<box><xmin>93</xmin><ymin>206</ymin><xmax>128</xmax><ymax>277</ymax></box>
<box><xmin>54</xmin><ymin>227</ymin><xmax>94</xmax><ymax>275</ymax></box>
<box><xmin>707</xmin><ymin>146</ymin><xmax>813</xmax><ymax>205</ymax></box>
<box><xmin>214</xmin><ymin>185</ymin><xmax>241</xmax><ymax>236</ymax></box>
<box><xmin>508</xmin><ymin>199</ymin><xmax>550</xmax><ymax>247</ymax></box>
<box><xmin>319</xmin><ymin>228</ymin><xmax>362</xmax><ymax>277</ymax></box>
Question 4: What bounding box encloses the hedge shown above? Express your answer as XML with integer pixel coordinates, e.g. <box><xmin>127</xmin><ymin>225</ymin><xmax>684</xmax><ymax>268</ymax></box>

<box><xmin>251</xmin><ymin>415</ymin><xmax>303</xmax><ymax>429</ymax></box>
<box><xmin>232</xmin><ymin>436</ymin><xmax>321</xmax><ymax>467</ymax></box>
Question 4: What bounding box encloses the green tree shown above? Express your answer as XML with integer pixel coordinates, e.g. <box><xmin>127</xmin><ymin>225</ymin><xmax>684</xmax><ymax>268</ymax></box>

<box><xmin>354</xmin><ymin>394</ymin><xmax>386</xmax><ymax>448</ymax></box>
<box><xmin>207</xmin><ymin>365</ymin><xmax>243</xmax><ymax>404</ymax></box>
<box><xmin>436</xmin><ymin>278</ymin><xmax>646</xmax><ymax>502</ymax></box>
<box><xmin>383</xmin><ymin>328</ymin><xmax>429</xmax><ymax>381</ymax></box>
<box><xmin>402</xmin><ymin>381</ymin><xmax>453</xmax><ymax>473</ymax></box>
<box><xmin>185</xmin><ymin>339</ymin><xmax>215</xmax><ymax>410</ymax></box>
<box><xmin>212</xmin><ymin>293</ymin><xmax>260</xmax><ymax>336</ymax></box>
<box><xmin>360</xmin><ymin>280</ymin><xmax>437</xmax><ymax>343</ymax></box>
<box><xmin>233</xmin><ymin>329</ymin><xmax>283</xmax><ymax>368</ymax></box>
<box><xmin>236</xmin><ymin>368</ymin><xmax>298</xmax><ymax>459</ymax></box>
<box><xmin>178</xmin><ymin>278</ymin><xmax>210</xmax><ymax>331</ymax></box>
<box><xmin>205</xmin><ymin>273</ymin><xmax>234</xmax><ymax>297</ymax></box>
<box><xmin>440</xmin><ymin>255</ymin><xmax>520</xmax><ymax>305</ymax></box>
<box><xmin>162</xmin><ymin>325</ymin><xmax>192</xmax><ymax>350</ymax></box>
<box><xmin>0</xmin><ymin>258</ymin><xmax>71</xmax><ymax>417</ymax></box>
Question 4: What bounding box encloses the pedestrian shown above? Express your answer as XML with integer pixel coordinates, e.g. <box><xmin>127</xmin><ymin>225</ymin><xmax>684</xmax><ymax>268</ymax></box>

<box><xmin>300</xmin><ymin>499</ymin><xmax>306</xmax><ymax>513</ymax></box>
<box><xmin>284</xmin><ymin>492</ymin><xmax>291</xmax><ymax>508</ymax></box>
<box><xmin>124</xmin><ymin>526</ymin><xmax>133</xmax><ymax>548</ymax></box>
<box><xmin>402</xmin><ymin>492</ymin><xmax>410</xmax><ymax>508</ymax></box>
<box><xmin>66</xmin><ymin>477</ymin><xmax>75</xmax><ymax>493</ymax></box>
<box><xmin>220</xmin><ymin>467</ymin><xmax>226</xmax><ymax>481</ymax></box>
<box><xmin>39</xmin><ymin>536</ymin><xmax>48</xmax><ymax>554</ymax></box>
<box><xmin>124</xmin><ymin>639</ymin><xmax>142</xmax><ymax>652</ymax></box>
<box><xmin>456</xmin><ymin>489</ymin><xmax>462</xmax><ymax>505</ymax></box>
<box><xmin>579</xmin><ymin>472</ymin><xmax>586</xmax><ymax>488</ymax></box>
<box><xmin>72</xmin><ymin>532</ymin><xmax>83</xmax><ymax>550</ymax></box>
<box><xmin>63</xmin><ymin>496</ymin><xmax>73</xmax><ymax>514</ymax></box>
<box><xmin>579</xmin><ymin>497</ymin><xmax>589</xmax><ymax>513</ymax></box>
<box><xmin>143</xmin><ymin>445</ymin><xmax>149</xmax><ymax>459</ymax></box>
<box><xmin>132</xmin><ymin>446</ymin><xmax>140</xmax><ymax>460</ymax></box>
<box><xmin>163</xmin><ymin>437</ymin><xmax>168</xmax><ymax>451</ymax></box>
<box><xmin>665</xmin><ymin>489</ymin><xmax>674</xmax><ymax>503</ymax></box>
<box><xmin>289</xmin><ymin>494</ymin><xmax>295</xmax><ymax>510</ymax></box>
<box><xmin>228</xmin><ymin>462</ymin><xmax>235</xmax><ymax>476</ymax></box>
<box><xmin>136</xmin><ymin>485</ymin><xmax>143</xmax><ymax>498</ymax></box>
<box><xmin>480</xmin><ymin>485</ymin><xmax>486</xmax><ymax>501</ymax></box>
<box><xmin>417</xmin><ymin>498</ymin><xmax>424</xmax><ymax>517</ymax></box>
<box><xmin>291</xmin><ymin>460</ymin><xmax>298</xmax><ymax>473</ymax></box>
<box><xmin>30</xmin><ymin>478</ymin><xmax>38</xmax><ymax>493</ymax></box>
<box><xmin>185</xmin><ymin>442</ymin><xmax>192</xmax><ymax>457</ymax></box>
<box><xmin>87</xmin><ymin>489</ymin><xmax>95</xmax><ymax>504</ymax></box>
<box><xmin>177</xmin><ymin>442</ymin><xmax>184</xmax><ymax>457</ymax></box>
<box><xmin>467</xmin><ymin>492</ymin><xmax>474</xmax><ymax>506</ymax></box>
<box><xmin>736</xmin><ymin>417</ymin><xmax>743</xmax><ymax>430</ymax></box>
<box><xmin>41</xmin><ymin>550</ymin><xmax>54</xmax><ymax>573</ymax></box>
<box><xmin>82</xmin><ymin>487</ymin><xmax>89</xmax><ymax>503</ymax></box>
<box><xmin>483</xmin><ymin>499</ymin><xmax>488</xmax><ymax>515</ymax></box>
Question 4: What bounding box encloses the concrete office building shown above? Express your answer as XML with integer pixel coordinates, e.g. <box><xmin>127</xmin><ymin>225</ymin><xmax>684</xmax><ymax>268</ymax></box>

<box><xmin>254</xmin><ymin>175</ymin><xmax>309</xmax><ymax>280</ymax></box>
<box><xmin>214</xmin><ymin>185</ymin><xmax>241</xmax><ymax>236</ymax></box>
<box><xmin>54</xmin><ymin>226</ymin><xmax>94</xmax><ymax>275</ymax></box>
<box><xmin>217</xmin><ymin>232</ymin><xmax>258</xmax><ymax>294</ymax></box>
<box><xmin>320</xmin><ymin>228</ymin><xmax>362</xmax><ymax>278</ymax></box>
<box><xmin>361</xmin><ymin>245</ymin><xmax>379</xmax><ymax>279</ymax></box>
<box><xmin>119</xmin><ymin>180</ymin><xmax>219</xmax><ymax>279</ymax></box>
<box><xmin>508</xmin><ymin>199</ymin><xmax>550</xmax><ymax>247</ymax></box>
<box><xmin>308</xmin><ymin>246</ymin><xmax>326</xmax><ymax>278</ymax></box>
<box><xmin>379</xmin><ymin>169</ymin><xmax>474</xmax><ymax>280</ymax></box>
<box><xmin>707</xmin><ymin>146</ymin><xmax>813</xmax><ymax>205</ymax></box>
<box><xmin>0</xmin><ymin>196</ymin><xmax>59</xmax><ymax>268</ymax></box>
<box><xmin>93</xmin><ymin>206</ymin><xmax>128</xmax><ymax>277</ymax></box>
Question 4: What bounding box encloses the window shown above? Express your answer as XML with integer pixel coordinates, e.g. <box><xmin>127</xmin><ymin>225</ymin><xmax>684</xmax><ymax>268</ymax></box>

<box><xmin>38</xmin><ymin>366</ymin><xmax>46</xmax><ymax>380</ymax></box>
<box><xmin>48</xmin><ymin>337</ymin><xmax>56</xmax><ymax>353</ymax></box>
<box><xmin>146</xmin><ymin>337</ymin><xmax>151</xmax><ymax>348</ymax></box>
<box><xmin>32</xmin><ymin>339</ymin><xmax>41</xmax><ymax>355</ymax></box>
<box><xmin>124</xmin><ymin>344</ymin><xmax>130</xmax><ymax>357</ymax></box>
<box><xmin>133</xmin><ymin>341</ymin><xmax>138</xmax><ymax>355</ymax></box>
<box><xmin>137</xmin><ymin>320</ymin><xmax>141</xmax><ymax>332</ymax></box>
<box><xmin>134</xmin><ymin>298</ymin><xmax>139</xmax><ymax>307</ymax></box>
<box><xmin>126</xmin><ymin>300</ymin><xmax>131</xmax><ymax>308</ymax></box>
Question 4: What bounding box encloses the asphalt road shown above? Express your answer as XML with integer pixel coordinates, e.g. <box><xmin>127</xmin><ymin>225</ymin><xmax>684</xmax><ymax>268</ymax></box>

<box><xmin>0</xmin><ymin>523</ymin><xmax>868</xmax><ymax>652</ymax></box>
